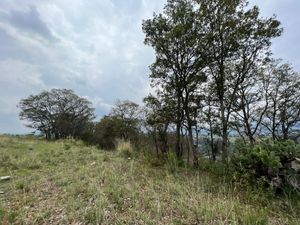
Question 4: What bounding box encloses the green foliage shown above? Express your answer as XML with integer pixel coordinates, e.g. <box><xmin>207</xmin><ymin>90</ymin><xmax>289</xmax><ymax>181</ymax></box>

<box><xmin>93</xmin><ymin>116</ymin><xmax>124</xmax><ymax>149</ymax></box>
<box><xmin>231</xmin><ymin>140</ymin><xmax>300</xmax><ymax>191</ymax></box>
<box><xmin>93</xmin><ymin>100</ymin><xmax>141</xmax><ymax>150</ymax></box>
<box><xmin>18</xmin><ymin>89</ymin><xmax>95</xmax><ymax>140</ymax></box>
<box><xmin>197</xmin><ymin>157</ymin><xmax>228</xmax><ymax>177</ymax></box>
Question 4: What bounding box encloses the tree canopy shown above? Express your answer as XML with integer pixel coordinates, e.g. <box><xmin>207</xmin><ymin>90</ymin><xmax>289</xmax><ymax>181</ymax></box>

<box><xmin>143</xmin><ymin>0</ymin><xmax>283</xmax><ymax>161</ymax></box>
<box><xmin>18</xmin><ymin>89</ymin><xmax>95</xmax><ymax>139</ymax></box>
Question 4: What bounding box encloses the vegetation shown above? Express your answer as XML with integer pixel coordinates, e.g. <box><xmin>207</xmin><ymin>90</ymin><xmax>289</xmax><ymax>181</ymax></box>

<box><xmin>231</xmin><ymin>140</ymin><xmax>300</xmax><ymax>192</ymax></box>
<box><xmin>18</xmin><ymin>89</ymin><xmax>95</xmax><ymax>140</ymax></box>
<box><xmin>0</xmin><ymin>136</ymin><xmax>300</xmax><ymax>224</ymax></box>
<box><xmin>142</xmin><ymin>0</ymin><xmax>283</xmax><ymax>162</ymax></box>
<box><xmin>93</xmin><ymin>100</ymin><xmax>141</xmax><ymax>150</ymax></box>
<box><xmin>5</xmin><ymin>0</ymin><xmax>300</xmax><ymax>223</ymax></box>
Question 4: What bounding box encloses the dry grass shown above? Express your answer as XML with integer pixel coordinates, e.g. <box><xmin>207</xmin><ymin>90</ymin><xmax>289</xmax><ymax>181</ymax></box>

<box><xmin>0</xmin><ymin>136</ymin><xmax>299</xmax><ymax>224</ymax></box>
<box><xmin>115</xmin><ymin>139</ymin><xmax>134</xmax><ymax>158</ymax></box>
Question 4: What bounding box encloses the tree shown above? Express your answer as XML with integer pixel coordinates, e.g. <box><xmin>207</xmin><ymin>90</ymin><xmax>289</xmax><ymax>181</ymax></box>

<box><xmin>198</xmin><ymin>0</ymin><xmax>282</xmax><ymax>161</ymax></box>
<box><xmin>94</xmin><ymin>116</ymin><xmax>122</xmax><ymax>149</ymax></box>
<box><xmin>143</xmin><ymin>0</ymin><xmax>208</xmax><ymax>160</ymax></box>
<box><xmin>262</xmin><ymin>60</ymin><xmax>300</xmax><ymax>140</ymax></box>
<box><xmin>18</xmin><ymin>89</ymin><xmax>95</xmax><ymax>140</ymax></box>
<box><xmin>93</xmin><ymin>100</ymin><xmax>142</xmax><ymax>149</ymax></box>
<box><xmin>231</xmin><ymin>63</ymin><xmax>269</xmax><ymax>144</ymax></box>
<box><xmin>201</xmin><ymin>82</ymin><xmax>222</xmax><ymax>161</ymax></box>
<box><xmin>109</xmin><ymin>100</ymin><xmax>141</xmax><ymax>141</ymax></box>
<box><xmin>144</xmin><ymin>94</ymin><xmax>175</xmax><ymax>156</ymax></box>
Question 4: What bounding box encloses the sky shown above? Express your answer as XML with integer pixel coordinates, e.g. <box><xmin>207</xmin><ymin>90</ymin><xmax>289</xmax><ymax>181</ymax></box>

<box><xmin>0</xmin><ymin>0</ymin><xmax>299</xmax><ymax>134</ymax></box>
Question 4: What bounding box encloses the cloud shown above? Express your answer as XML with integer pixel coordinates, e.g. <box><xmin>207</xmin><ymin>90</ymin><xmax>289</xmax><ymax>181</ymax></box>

<box><xmin>87</xmin><ymin>96</ymin><xmax>113</xmax><ymax>118</ymax></box>
<box><xmin>0</xmin><ymin>59</ymin><xmax>45</xmax><ymax>130</ymax></box>
<box><xmin>0</xmin><ymin>0</ymin><xmax>299</xmax><ymax>133</ymax></box>
<box><xmin>2</xmin><ymin>6</ymin><xmax>57</xmax><ymax>42</ymax></box>
<box><xmin>0</xmin><ymin>0</ymin><xmax>165</xmax><ymax>133</ymax></box>
<box><xmin>251</xmin><ymin>0</ymin><xmax>300</xmax><ymax>70</ymax></box>
<box><xmin>0</xmin><ymin>96</ymin><xmax>19</xmax><ymax>115</ymax></box>
<box><xmin>0</xmin><ymin>59</ymin><xmax>45</xmax><ymax>96</ymax></box>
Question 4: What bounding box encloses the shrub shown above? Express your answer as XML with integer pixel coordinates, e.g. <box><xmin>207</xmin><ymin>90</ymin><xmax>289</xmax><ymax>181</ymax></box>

<box><xmin>231</xmin><ymin>140</ymin><xmax>300</xmax><ymax>192</ymax></box>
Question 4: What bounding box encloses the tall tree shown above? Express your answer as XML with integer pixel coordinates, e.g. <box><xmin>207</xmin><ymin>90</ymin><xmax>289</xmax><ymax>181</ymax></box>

<box><xmin>197</xmin><ymin>0</ymin><xmax>282</xmax><ymax>161</ymax></box>
<box><xmin>109</xmin><ymin>100</ymin><xmax>141</xmax><ymax>140</ymax></box>
<box><xmin>262</xmin><ymin>60</ymin><xmax>300</xmax><ymax>140</ymax></box>
<box><xmin>231</xmin><ymin>63</ymin><xmax>269</xmax><ymax>144</ymax></box>
<box><xmin>143</xmin><ymin>0</ymin><xmax>208</xmax><ymax>160</ymax></box>
<box><xmin>94</xmin><ymin>100</ymin><xmax>142</xmax><ymax>149</ymax></box>
<box><xmin>201</xmin><ymin>82</ymin><xmax>222</xmax><ymax>161</ymax></box>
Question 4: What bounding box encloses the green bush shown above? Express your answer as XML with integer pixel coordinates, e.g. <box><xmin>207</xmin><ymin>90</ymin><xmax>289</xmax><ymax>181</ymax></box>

<box><xmin>231</xmin><ymin>140</ymin><xmax>300</xmax><ymax>192</ymax></box>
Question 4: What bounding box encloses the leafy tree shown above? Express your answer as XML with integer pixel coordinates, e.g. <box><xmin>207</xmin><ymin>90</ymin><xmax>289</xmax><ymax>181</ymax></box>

<box><xmin>109</xmin><ymin>100</ymin><xmax>141</xmax><ymax>141</ymax></box>
<box><xmin>231</xmin><ymin>63</ymin><xmax>270</xmax><ymax>144</ymax></box>
<box><xmin>144</xmin><ymin>94</ymin><xmax>175</xmax><ymax>155</ymax></box>
<box><xmin>94</xmin><ymin>116</ymin><xmax>122</xmax><ymax>149</ymax></box>
<box><xmin>93</xmin><ymin>100</ymin><xmax>141</xmax><ymax>149</ymax></box>
<box><xmin>201</xmin><ymin>83</ymin><xmax>222</xmax><ymax>161</ymax></box>
<box><xmin>197</xmin><ymin>0</ymin><xmax>282</xmax><ymax>161</ymax></box>
<box><xmin>18</xmin><ymin>89</ymin><xmax>95</xmax><ymax>140</ymax></box>
<box><xmin>143</xmin><ymin>0</ymin><xmax>208</xmax><ymax>159</ymax></box>
<box><xmin>262</xmin><ymin>60</ymin><xmax>300</xmax><ymax>140</ymax></box>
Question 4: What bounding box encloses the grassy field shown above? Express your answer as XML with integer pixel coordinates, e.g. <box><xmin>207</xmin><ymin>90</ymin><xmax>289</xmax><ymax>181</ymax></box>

<box><xmin>0</xmin><ymin>136</ymin><xmax>299</xmax><ymax>225</ymax></box>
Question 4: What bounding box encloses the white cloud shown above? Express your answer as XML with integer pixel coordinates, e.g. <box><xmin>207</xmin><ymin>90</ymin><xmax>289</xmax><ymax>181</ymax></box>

<box><xmin>89</xmin><ymin>97</ymin><xmax>113</xmax><ymax>113</ymax></box>
<box><xmin>0</xmin><ymin>0</ymin><xmax>298</xmax><ymax>133</ymax></box>
<box><xmin>0</xmin><ymin>96</ymin><xmax>19</xmax><ymax>115</ymax></box>
<box><xmin>0</xmin><ymin>59</ymin><xmax>45</xmax><ymax>117</ymax></box>
<box><xmin>0</xmin><ymin>59</ymin><xmax>45</xmax><ymax>92</ymax></box>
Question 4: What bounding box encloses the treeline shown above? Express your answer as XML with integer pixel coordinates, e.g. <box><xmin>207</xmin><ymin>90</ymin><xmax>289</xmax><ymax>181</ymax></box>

<box><xmin>18</xmin><ymin>91</ymin><xmax>143</xmax><ymax>149</ymax></box>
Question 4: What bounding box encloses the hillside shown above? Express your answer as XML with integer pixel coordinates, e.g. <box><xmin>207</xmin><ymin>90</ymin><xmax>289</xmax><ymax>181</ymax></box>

<box><xmin>0</xmin><ymin>136</ymin><xmax>299</xmax><ymax>225</ymax></box>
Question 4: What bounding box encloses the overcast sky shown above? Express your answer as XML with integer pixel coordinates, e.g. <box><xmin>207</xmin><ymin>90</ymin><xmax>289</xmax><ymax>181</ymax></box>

<box><xmin>0</xmin><ymin>0</ymin><xmax>299</xmax><ymax>134</ymax></box>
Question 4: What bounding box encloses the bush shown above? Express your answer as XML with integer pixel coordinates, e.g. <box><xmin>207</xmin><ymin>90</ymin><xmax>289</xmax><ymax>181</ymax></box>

<box><xmin>93</xmin><ymin>114</ymin><xmax>140</xmax><ymax>150</ymax></box>
<box><xmin>231</xmin><ymin>140</ymin><xmax>300</xmax><ymax>192</ymax></box>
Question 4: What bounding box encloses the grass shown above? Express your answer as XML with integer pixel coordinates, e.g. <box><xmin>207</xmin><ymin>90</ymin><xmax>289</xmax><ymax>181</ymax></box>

<box><xmin>115</xmin><ymin>139</ymin><xmax>134</xmax><ymax>158</ymax></box>
<box><xmin>0</xmin><ymin>135</ymin><xmax>299</xmax><ymax>224</ymax></box>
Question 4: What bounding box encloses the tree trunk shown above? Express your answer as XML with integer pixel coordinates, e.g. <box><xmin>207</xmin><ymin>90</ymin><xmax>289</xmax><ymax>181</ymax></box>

<box><xmin>220</xmin><ymin>102</ymin><xmax>228</xmax><ymax>163</ymax></box>
<box><xmin>153</xmin><ymin>130</ymin><xmax>159</xmax><ymax>158</ymax></box>
<box><xmin>187</xmin><ymin>125</ymin><xmax>198</xmax><ymax>166</ymax></box>
<box><xmin>186</xmin><ymin>134</ymin><xmax>190</xmax><ymax>164</ymax></box>
<box><xmin>175</xmin><ymin>94</ymin><xmax>182</xmax><ymax>158</ymax></box>
<box><xmin>221</xmin><ymin>126</ymin><xmax>228</xmax><ymax>163</ymax></box>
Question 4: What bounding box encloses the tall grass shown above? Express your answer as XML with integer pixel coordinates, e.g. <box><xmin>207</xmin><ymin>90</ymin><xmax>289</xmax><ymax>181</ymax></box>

<box><xmin>115</xmin><ymin>139</ymin><xmax>134</xmax><ymax>158</ymax></box>
<box><xmin>0</xmin><ymin>135</ymin><xmax>299</xmax><ymax>224</ymax></box>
